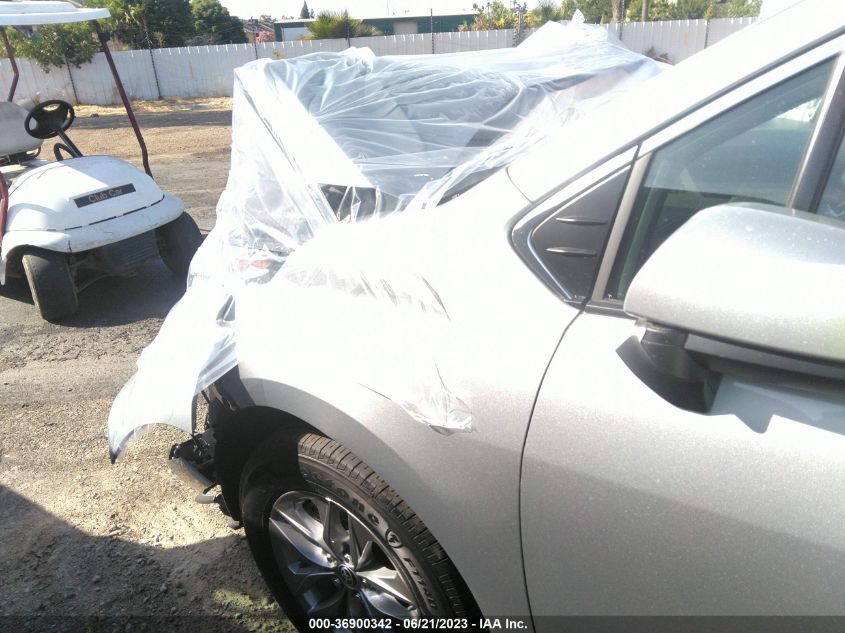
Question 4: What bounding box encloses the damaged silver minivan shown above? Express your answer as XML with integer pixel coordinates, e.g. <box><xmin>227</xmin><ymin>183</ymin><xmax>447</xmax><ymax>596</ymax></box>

<box><xmin>110</xmin><ymin>2</ymin><xmax>845</xmax><ymax>630</ymax></box>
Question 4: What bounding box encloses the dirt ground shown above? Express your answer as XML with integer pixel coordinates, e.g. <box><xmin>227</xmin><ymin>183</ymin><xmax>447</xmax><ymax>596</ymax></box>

<box><xmin>0</xmin><ymin>99</ymin><xmax>294</xmax><ymax>632</ymax></box>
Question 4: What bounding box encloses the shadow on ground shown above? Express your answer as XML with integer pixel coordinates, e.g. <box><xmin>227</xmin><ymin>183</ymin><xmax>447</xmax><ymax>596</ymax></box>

<box><xmin>0</xmin><ymin>260</ymin><xmax>186</xmax><ymax>328</ymax></box>
<box><xmin>0</xmin><ymin>486</ymin><xmax>293</xmax><ymax>633</ymax></box>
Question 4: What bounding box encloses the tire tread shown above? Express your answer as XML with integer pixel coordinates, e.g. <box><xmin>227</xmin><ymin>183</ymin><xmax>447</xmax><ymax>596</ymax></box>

<box><xmin>21</xmin><ymin>249</ymin><xmax>78</xmax><ymax>321</ymax></box>
<box><xmin>294</xmin><ymin>432</ymin><xmax>475</xmax><ymax>617</ymax></box>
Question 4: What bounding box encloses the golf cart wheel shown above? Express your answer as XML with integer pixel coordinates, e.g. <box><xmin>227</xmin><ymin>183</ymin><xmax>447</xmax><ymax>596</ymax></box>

<box><xmin>155</xmin><ymin>212</ymin><xmax>201</xmax><ymax>279</ymax></box>
<box><xmin>240</xmin><ymin>431</ymin><xmax>479</xmax><ymax>632</ymax></box>
<box><xmin>21</xmin><ymin>249</ymin><xmax>78</xmax><ymax>321</ymax></box>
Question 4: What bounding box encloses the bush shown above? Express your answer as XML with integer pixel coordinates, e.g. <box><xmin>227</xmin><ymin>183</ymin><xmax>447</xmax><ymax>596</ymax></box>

<box><xmin>3</xmin><ymin>23</ymin><xmax>99</xmax><ymax>71</ymax></box>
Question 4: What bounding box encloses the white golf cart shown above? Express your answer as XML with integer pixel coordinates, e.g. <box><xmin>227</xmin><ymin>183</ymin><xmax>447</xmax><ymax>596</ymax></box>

<box><xmin>0</xmin><ymin>1</ymin><xmax>201</xmax><ymax>321</ymax></box>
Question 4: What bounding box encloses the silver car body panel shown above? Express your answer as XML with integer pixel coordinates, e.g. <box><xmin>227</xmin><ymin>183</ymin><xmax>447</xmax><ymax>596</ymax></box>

<box><xmin>151</xmin><ymin>0</ymin><xmax>845</xmax><ymax>618</ymax></box>
<box><xmin>520</xmin><ymin>9</ymin><xmax>845</xmax><ymax>615</ymax></box>
<box><xmin>235</xmin><ymin>169</ymin><xmax>578</xmax><ymax>618</ymax></box>
<box><xmin>522</xmin><ymin>311</ymin><xmax>845</xmax><ymax>617</ymax></box>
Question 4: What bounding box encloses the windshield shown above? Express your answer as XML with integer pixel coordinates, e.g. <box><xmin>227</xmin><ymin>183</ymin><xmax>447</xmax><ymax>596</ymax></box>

<box><xmin>262</xmin><ymin>27</ymin><xmax>661</xmax><ymax>222</ymax></box>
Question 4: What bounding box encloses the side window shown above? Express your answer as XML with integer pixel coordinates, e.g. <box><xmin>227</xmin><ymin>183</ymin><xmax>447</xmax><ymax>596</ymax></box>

<box><xmin>606</xmin><ymin>59</ymin><xmax>835</xmax><ymax>301</ymax></box>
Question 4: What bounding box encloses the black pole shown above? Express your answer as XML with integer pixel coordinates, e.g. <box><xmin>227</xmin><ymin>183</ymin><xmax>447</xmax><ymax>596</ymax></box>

<box><xmin>144</xmin><ymin>25</ymin><xmax>162</xmax><ymax>100</ymax></box>
<box><xmin>64</xmin><ymin>55</ymin><xmax>80</xmax><ymax>104</ymax></box>
<box><xmin>345</xmin><ymin>10</ymin><xmax>351</xmax><ymax>46</ymax></box>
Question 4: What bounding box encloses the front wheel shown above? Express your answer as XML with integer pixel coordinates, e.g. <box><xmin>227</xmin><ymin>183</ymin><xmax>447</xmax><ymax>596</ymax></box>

<box><xmin>21</xmin><ymin>249</ymin><xmax>78</xmax><ymax>321</ymax></box>
<box><xmin>155</xmin><ymin>212</ymin><xmax>202</xmax><ymax>279</ymax></box>
<box><xmin>239</xmin><ymin>432</ymin><xmax>479</xmax><ymax>632</ymax></box>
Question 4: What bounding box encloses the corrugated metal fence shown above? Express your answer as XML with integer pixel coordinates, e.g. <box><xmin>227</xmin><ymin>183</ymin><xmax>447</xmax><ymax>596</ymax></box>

<box><xmin>0</xmin><ymin>17</ymin><xmax>755</xmax><ymax>105</ymax></box>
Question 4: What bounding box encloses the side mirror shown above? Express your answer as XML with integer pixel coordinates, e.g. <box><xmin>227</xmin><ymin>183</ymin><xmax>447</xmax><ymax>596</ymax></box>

<box><xmin>619</xmin><ymin>203</ymin><xmax>845</xmax><ymax>412</ymax></box>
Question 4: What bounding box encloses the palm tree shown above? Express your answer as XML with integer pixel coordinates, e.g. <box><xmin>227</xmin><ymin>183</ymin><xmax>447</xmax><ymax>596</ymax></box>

<box><xmin>470</xmin><ymin>1</ymin><xmax>517</xmax><ymax>30</ymax></box>
<box><xmin>301</xmin><ymin>11</ymin><xmax>382</xmax><ymax>40</ymax></box>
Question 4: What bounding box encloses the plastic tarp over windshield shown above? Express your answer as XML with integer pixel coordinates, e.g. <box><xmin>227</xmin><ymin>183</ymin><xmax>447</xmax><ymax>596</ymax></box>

<box><xmin>107</xmin><ymin>19</ymin><xmax>663</xmax><ymax>459</ymax></box>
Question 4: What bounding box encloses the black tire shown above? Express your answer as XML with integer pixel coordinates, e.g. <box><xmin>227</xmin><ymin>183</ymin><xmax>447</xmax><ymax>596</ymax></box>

<box><xmin>21</xmin><ymin>249</ymin><xmax>78</xmax><ymax>321</ymax></box>
<box><xmin>240</xmin><ymin>431</ymin><xmax>479</xmax><ymax>632</ymax></box>
<box><xmin>155</xmin><ymin>212</ymin><xmax>201</xmax><ymax>278</ymax></box>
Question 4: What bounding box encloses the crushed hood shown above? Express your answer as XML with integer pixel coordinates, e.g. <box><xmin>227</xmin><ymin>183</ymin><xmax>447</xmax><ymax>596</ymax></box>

<box><xmin>108</xmin><ymin>18</ymin><xmax>663</xmax><ymax>459</ymax></box>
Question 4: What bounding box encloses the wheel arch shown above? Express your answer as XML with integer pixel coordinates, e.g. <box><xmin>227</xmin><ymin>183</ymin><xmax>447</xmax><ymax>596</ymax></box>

<box><xmin>2</xmin><ymin>232</ymin><xmax>73</xmax><ymax>260</ymax></box>
<box><xmin>211</xmin><ymin>403</ymin><xmax>319</xmax><ymax>522</ymax></box>
<box><xmin>210</xmin><ymin>371</ymin><xmax>433</xmax><ymax>522</ymax></box>
<box><xmin>1</xmin><ymin>244</ymin><xmax>26</xmax><ymax>280</ymax></box>
<box><xmin>210</xmin><ymin>395</ymin><xmax>487</xmax><ymax>621</ymax></box>
<box><xmin>209</xmin><ymin>370</ymin><xmax>529</xmax><ymax>621</ymax></box>
<box><xmin>212</xmin><ymin>381</ymin><xmax>431</xmax><ymax>512</ymax></box>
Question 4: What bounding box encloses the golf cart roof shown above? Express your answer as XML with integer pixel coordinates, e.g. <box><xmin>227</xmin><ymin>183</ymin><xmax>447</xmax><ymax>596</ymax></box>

<box><xmin>0</xmin><ymin>1</ymin><xmax>109</xmax><ymax>26</ymax></box>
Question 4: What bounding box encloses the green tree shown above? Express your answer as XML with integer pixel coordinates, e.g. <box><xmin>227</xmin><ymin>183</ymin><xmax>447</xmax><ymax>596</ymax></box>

<box><xmin>143</xmin><ymin>0</ymin><xmax>194</xmax><ymax>47</ymax></box>
<box><xmin>527</xmin><ymin>0</ymin><xmax>564</xmax><ymax>27</ymax></box>
<box><xmin>626</xmin><ymin>0</ymin><xmax>643</xmax><ymax>20</ymax></box>
<box><xmin>299</xmin><ymin>1</ymin><xmax>311</xmax><ymax>19</ymax></box>
<box><xmin>302</xmin><ymin>11</ymin><xmax>381</xmax><ymax>39</ymax></box>
<box><xmin>470</xmin><ymin>1</ymin><xmax>516</xmax><ymax>30</ymax></box>
<box><xmin>628</xmin><ymin>0</ymin><xmax>695</xmax><ymax>20</ymax></box>
<box><xmin>88</xmin><ymin>0</ymin><xmax>201</xmax><ymax>47</ymax></box>
<box><xmin>560</xmin><ymin>0</ymin><xmax>576</xmax><ymax>19</ymax></box>
<box><xmin>715</xmin><ymin>0</ymin><xmax>762</xmax><ymax>17</ymax></box>
<box><xmin>670</xmin><ymin>0</ymin><xmax>712</xmax><ymax>19</ymax></box>
<box><xmin>627</xmin><ymin>0</ymin><xmax>760</xmax><ymax>20</ymax></box>
<box><xmin>3</xmin><ymin>23</ymin><xmax>99</xmax><ymax>71</ymax></box>
<box><xmin>626</xmin><ymin>0</ymin><xmax>657</xmax><ymax>20</ymax></box>
<box><xmin>82</xmin><ymin>0</ymin><xmax>144</xmax><ymax>48</ymax></box>
<box><xmin>560</xmin><ymin>0</ymin><xmax>614</xmax><ymax>23</ymax></box>
<box><xmin>0</xmin><ymin>0</ymin><xmax>141</xmax><ymax>68</ymax></box>
<box><xmin>191</xmin><ymin>0</ymin><xmax>247</xmax><ymax>44</ymax></box>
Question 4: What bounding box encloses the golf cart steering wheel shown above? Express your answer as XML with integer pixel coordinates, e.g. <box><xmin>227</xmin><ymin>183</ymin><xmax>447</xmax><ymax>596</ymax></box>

<box><xmin>24</xmin><ymin>100</ymin><xmax>76</xmax><ymax>140</ymax></box>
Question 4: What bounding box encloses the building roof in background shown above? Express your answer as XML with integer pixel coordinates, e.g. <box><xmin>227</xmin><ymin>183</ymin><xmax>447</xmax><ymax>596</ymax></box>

<box><xmin>277</xmin><ymin>12</ymin><xmax>474</xmax><ymax>25</ymax></box>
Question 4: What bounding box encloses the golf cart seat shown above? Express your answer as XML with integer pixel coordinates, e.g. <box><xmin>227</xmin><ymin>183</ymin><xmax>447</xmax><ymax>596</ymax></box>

<box><xmin>0</xmin><ymin>102</ymin><xmax>42</xmax><ymax>158</ymax></box>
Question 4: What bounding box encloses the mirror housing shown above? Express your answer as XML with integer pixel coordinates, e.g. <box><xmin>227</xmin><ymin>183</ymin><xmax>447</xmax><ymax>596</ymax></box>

<box><xmin>620</xmin><ymin>203</ymin><xmax>845</xmax><ymax>411</ymax></box>
<box><xmin>624</xmin><ymin>203</ymin><xmax>845</xmax><ymax>364</ymax></box>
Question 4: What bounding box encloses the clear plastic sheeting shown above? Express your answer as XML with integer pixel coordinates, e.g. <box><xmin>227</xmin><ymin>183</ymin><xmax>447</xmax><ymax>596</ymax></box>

<box><xmin>107</xmin><ymin>17</ymin><xmax>663</xmax><ymax>459</ymax></box>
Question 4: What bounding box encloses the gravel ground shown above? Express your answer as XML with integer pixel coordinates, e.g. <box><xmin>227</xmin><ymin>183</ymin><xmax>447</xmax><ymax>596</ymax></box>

<box><xmin>0</xmin><ymin>99</ymin><xmax>293</xmax><ymax>632</ymax></box>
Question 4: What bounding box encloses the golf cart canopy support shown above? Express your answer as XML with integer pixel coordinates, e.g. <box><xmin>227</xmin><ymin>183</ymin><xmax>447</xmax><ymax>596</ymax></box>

<box><xmin>0</xmin><ymin>1</ymin><xmax>151</xmax><ymax>177</ymax></box>
<box><xmin>1</xmin><ymin>28</ymin><xmax>17</xmax><ymax>102</ymax></box>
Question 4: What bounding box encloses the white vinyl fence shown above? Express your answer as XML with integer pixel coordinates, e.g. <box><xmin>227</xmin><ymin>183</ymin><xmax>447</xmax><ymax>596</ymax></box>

<box><xmin>0</xmin><ymin>17</ymin><xmax>755</xmax><ymax>105</ymax></box>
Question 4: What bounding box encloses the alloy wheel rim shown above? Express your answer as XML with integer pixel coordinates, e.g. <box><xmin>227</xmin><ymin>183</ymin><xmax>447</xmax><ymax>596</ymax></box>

<box><xmin>268</xmin><ymin>490</ymin><xmax>421</xmax><ymax>627</ymax></box>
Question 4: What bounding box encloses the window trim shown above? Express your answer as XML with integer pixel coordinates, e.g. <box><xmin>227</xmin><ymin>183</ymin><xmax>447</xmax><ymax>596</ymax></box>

<box><xmin>510</xmin><ymin>147</ymin><xmax>636</xmax><ymax>302</ymax></box>
<box><xmin>793</xmin><ymin>54</ymin><xmax>845</xmax><ymax>211</ymax></box>
<box><xmin>589</xmin><ymin>153</ymin><xmax>650</xmax><ymax>309</ymax></box>
<box><xmin>590</xmin><ymin>39</ymin><xmax>845</xmax><ymax>311</ymax></box>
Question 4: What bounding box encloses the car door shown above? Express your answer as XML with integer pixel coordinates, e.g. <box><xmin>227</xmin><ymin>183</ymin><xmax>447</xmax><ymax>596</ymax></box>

<box><xmin>520</xmin><ymin>40</ymin><xmax>845</xmax><ymax>621</ymax></box>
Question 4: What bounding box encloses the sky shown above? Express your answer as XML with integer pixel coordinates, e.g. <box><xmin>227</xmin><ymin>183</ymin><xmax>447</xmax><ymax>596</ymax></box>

<box><xmin>219</xmin><ymin>0</ymin><xmax>487</xmax><ymax>20</ymax></box>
